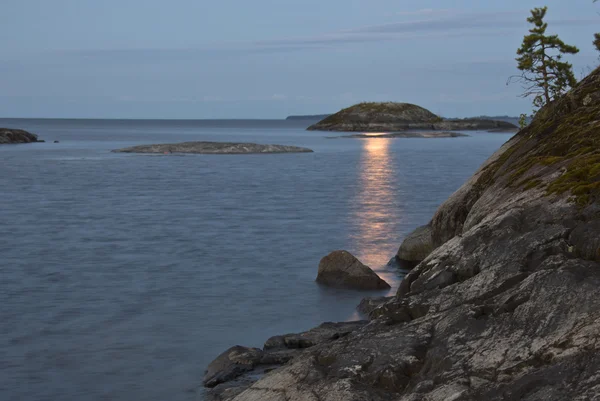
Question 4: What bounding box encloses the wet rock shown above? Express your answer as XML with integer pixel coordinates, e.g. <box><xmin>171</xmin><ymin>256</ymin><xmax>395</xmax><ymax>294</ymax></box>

<box><xmin>203</xmin><ymin>346</ymin><xmax>264</xmax><ymax>388</ymax></box>
<box><xmin>205</xmin><ymin>322</ymin><xmax>368</xmax><ymax>400</ymax></box>
<box><xmin>264</xmin><ymin>321</ymin><xmax>367</xmax><ymax>351</ymax></box>
<box><xmin>316</xmin><ymin>250</ymin><xmax>390</xmax><ymax>290</ymax></box>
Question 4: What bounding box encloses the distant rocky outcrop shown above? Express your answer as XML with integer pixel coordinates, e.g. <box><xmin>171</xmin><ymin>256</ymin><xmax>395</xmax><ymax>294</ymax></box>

<box><xmin>0</xmin><ymin>128</ymin><xmax>39</xmax><ymax>144</ymax></box>
<box><xmin>112</xmin><ymin>141</ymin><xmax>313</xmax><ymax>154</ymax></box>
<box><xmin>434</xmin><ymin>118</ymin><xmax>518</xmax><ymax>132</ymax></box>
<box><xmin>204</xmin><ymin>68</ymin><xmax>600</xmax><ymax>401</ymax></box>
<box><xmin>396</xmin><ymin>224</ymin><xmax>434</xmax><ymax>267</ymax></box>
<box><xmin>306</xmin><ymin>102</ymin><xmax>518</xmax><ymax>132</ymax></box>
<box><xmin>316</xmin><ymin>250</ymin><xmax>390</xmax><ymax>290</ymax></box>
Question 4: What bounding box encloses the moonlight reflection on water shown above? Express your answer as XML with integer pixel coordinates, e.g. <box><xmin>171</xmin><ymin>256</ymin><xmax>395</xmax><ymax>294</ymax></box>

<box><xmin>350</xmin><ymin>138</ymin><xmax>403</xmax><ymax>292</ymax></box>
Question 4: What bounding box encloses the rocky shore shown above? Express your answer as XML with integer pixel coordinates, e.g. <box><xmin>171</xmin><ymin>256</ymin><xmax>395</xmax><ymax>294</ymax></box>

<box><xmin>0</xmin><ymin>128</ymin><xmax>40</xmax><ymax>144</ymax></box>
<box><xmin>307</xmin><ymin>102</ymin><xmax>518</xmax><ymax>132</ymax></box>
<box><xmin>112</xmin><ymin>141</ymin><xmax>313</xmax><ymax>154</ymax></box>
<box><xmin>204</xmin><ymin>69</ymin><xmax>600</xmax><ymax>400</ymax></box>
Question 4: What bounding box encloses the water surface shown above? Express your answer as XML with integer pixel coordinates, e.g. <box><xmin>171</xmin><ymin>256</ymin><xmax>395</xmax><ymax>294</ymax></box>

<box><xmin>0</xmin><ymin>118</ymin><xmax>511</xmax><ymax>400</ymax></box>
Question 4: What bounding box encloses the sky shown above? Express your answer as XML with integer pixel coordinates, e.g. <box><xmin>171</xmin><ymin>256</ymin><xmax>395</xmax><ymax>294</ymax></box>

<box><xmin>1</xmin><ymin>0</ymin><xmax>599</xmax><ymax>119</ymax></box>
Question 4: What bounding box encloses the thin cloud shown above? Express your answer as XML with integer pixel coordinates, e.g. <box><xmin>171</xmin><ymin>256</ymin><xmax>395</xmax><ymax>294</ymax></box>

<box><xmin>24</xmin><ymin>10</ymin><xmax>600</xmax><ymax>62</ymax></box>
<box><xmin>255</xmin><ymin>10</ymin><xmax>598</xmax><ymax>49</ymax></box>
<box><xmin>395</xmin><ymin>8</ymin><xmax>452</xmax><ymax>17</ymax></box>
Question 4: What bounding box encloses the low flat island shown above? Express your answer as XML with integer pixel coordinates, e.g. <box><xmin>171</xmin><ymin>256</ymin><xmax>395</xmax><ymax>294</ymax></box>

<box><xmin>112</xmin><ymin>141</ymin><xmax>314</xmax><ymax>154</ymax></box>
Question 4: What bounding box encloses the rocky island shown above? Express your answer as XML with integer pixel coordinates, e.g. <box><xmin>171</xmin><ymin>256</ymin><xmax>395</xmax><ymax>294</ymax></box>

<box><xmin>0</xmin><ymin>128</ymin><xmax>41</xmax><ymax>144</ymax></box>
<box><xmin>307</xmin><ymin>102</ymin><xmax>518</xmax><ymax>132</ymax></box>
<box><xmin>112</xmin><ymin>141</ymin><xmax>313</xmax><ymax>154</ymax></box>
<box><xmin>204</xmin><ymin>68</ymin><xmax>600</xmax><ymax>400</ymax></box>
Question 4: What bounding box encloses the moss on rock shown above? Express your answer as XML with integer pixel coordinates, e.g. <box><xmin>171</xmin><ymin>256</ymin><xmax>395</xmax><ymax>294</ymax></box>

<box><xmin>470</xmin><ymin>66</ymin><xmax>600</xmax><ymax>206</ymax></box>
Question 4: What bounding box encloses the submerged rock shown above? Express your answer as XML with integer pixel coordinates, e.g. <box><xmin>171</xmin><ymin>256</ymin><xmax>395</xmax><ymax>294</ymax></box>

<box><xmin>205</xmin><ymin>67</ymin><xmax>600</xmax><ymax>400</ymax></box>
<box><xmin>0</xmin><ymin>128</ymin><xmax>39</xmax><ymax>144</ymax></box>
<box><xmin>316</xmin><ymin>250</ymin><xmax>390</xmax><ymax>290</ymax></box>
<box><xmin>307</xmin><ymin>102</ymin><xmax>518</xmax><ymax>132</ymax></box>
<box><xmin>396</xmin><ymin>224</ymin><xmax>434</xmax><ymax>267</ymax></box>
<box><xmin>112</xmin><ymin>141</ymin><xmax>313</xmax><ymax>154</ymax></box>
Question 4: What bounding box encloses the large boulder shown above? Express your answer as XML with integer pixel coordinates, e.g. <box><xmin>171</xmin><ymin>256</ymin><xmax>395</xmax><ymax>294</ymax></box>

<box><xmin>396</xmin><ymin>224</ymin><xmax>434</xmax><ymax>266</ymax></box>
<box><xmin>204</xmin><ymin>67</ymin><xmax>600</xmax><ymax>401</ymax></box>
<box><xmin>316</xmin><ymin>250</ymin><xmax>390</xmax><ymax>290</ymax></box>
<box><xmin>0</xmin><ymin>128</ymin><xmax>39</xmax><ymax>144</ymax></box>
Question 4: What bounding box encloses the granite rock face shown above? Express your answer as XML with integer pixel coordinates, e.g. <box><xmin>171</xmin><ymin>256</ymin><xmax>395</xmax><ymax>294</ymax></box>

<box><xmin>204</xmin><ymin>68</ymin><xmax>600</xmax><ymax>401</ymax></box>
<box><xmin>204</xmin><ymin>322</ymin><xmax>368</xmax><ymax>400</ymax></box>
<box><xmin>315</xmin><ymin>250</ymin><xmax>391</xmax><ymax>290</ymax></box>
<box><xmin>0</xmin><ymin>128</ymin><xmax>39</xmax><ymax>144</ymax></box>
<box><xmin>112</xmin><ymin>141</ymin><xmax>313</xmax><ymax>154</ymax></box>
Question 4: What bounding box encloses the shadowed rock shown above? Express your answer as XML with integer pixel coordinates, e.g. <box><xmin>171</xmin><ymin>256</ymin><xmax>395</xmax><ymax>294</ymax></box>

<box><xmin>356</xmin><ymin>296</ymin><xmax>391</xmax><ymax>316</ymax></box>
<box><xmin>203</xmin><ymin>346</ymin><xmax>264</xmax><ymax>388</ymax></box>
<box><xmin>396</xmin><ymin>224</ymin><xmax>434</xmax><ymax>267</ymax></box>
<box><xmin>205</xmin><ymin>322</ymin><xmax>368</xmax><ymax>400</ymax></box>
<box><xmin>316</xmin><ymin>250</ymin><xmax>390</xmax><ymax>290</ymax></box>
<box><xmin>112</xmin><ymin>141</ymin><xmax>313</xmax><ymax>154</ymax></box>
<box><xmin>0</xmin><ymin>128</ymin><xmax>39</xmax><ymax>144</ymax></box>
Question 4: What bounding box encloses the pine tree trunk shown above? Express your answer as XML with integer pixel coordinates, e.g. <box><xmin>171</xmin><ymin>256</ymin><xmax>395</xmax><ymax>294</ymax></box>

<box><xmin>541</xmin><ymin>44</ymin><xmax>551</xmax><ymax>104</ymax></box>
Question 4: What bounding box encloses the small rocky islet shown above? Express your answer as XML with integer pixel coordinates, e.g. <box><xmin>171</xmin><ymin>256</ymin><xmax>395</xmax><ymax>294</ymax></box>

<box><xmin>112</xmin><ymin>141</ymin><xmax>313</xmax><ymax>154</ymax></box>
<box><xmin>204</xmin><ymin>67</ymin><xmax>600</xmax><ymax>400</ymax></box>
<box><xmin>307</xmin><ymin>102</ymin><xmax>518</xmax><ymax>133</ymax></box>
<box><xmin>0</xmin><ymin>128</ymin><xmax>42</xmax><ymax>144</ymax></box>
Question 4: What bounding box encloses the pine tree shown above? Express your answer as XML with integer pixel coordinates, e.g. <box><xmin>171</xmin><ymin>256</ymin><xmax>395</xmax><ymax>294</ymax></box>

<box><xmin>510</xmin><ymin>7</ymin><xmax>579</xmax><ymax>110</ymax></box>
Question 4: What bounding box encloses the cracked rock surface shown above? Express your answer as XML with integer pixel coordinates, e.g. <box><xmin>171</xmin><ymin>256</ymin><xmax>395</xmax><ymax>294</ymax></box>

<box><xmin>205</xmin><ymin>69</ymin><xmax>600</xmax><ymax>400</ymax></box>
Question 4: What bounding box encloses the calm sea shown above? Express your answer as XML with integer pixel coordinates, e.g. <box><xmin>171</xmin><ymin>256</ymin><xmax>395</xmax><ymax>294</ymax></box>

<box><xmin>0</xmin><ymin>118</ymin><xmax>511</xmax><ymax>401</ymax></box>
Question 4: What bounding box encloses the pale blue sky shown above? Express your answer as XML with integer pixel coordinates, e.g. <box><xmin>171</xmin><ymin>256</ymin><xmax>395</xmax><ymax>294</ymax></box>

<box><xmin>1</xmin><ymin>0</ymin><xmax>598</xmax><ymax>118</ymax></box>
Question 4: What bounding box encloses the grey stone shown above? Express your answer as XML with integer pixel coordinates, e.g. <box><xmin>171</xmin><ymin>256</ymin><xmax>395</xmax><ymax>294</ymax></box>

<box><xmin>397</xmin><ymin>224</ymin><xmax>434</xmax><ymax>265</ymax></box>
<box><xmin>316</xmin><ymin>250</ymin><xmax>391</xmax><ymax>290</ymax></box>
<box><xmin>203</xmin><ymin>346</ymin><xmax>264</xmax><ymax>388</ymax></box>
